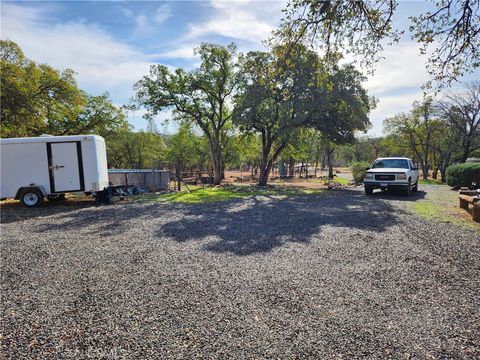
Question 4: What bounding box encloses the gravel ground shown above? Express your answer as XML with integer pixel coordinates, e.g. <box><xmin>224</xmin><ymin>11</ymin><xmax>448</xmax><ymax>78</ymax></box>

<box><xmin>1</xmin><ymin>186</ymin><xmax>479</xmax><ymax>359</ymax></box>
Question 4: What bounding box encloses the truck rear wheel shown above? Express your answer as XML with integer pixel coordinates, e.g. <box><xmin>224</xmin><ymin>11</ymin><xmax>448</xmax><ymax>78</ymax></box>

<box><xmin>20</xmin><ymin>188</ymin><xmax>44</xmax><ymax>207</ymax></box>
<box><xmin>365</xmin><ymin>187</ymin><xmax>373</xmax><ymax>195</ymax></box>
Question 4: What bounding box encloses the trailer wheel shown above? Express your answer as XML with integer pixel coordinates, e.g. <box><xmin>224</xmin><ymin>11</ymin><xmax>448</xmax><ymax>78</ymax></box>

<box><xmin>47</xmin><ymin>193</ymin><xmax>66</xmax><ymax>202</ymax></box>
<box><xmin>20</xmin><ymin>188</ymin><xmax>44</xmax><ymax>207</ymax></box>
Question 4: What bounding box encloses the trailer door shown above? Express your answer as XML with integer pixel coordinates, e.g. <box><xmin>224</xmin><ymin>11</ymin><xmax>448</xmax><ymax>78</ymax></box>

<box><xmin>47</xmin><ymin>142</ymin><xmax>85</xmax><ymax>192</ymax></box>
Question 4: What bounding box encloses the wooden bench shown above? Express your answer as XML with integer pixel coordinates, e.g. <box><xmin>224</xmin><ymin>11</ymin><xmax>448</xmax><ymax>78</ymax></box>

<box><xmin>459</xmin><ymin>194</ymin><xmax>480</xmax><ymax>222</ymax></box>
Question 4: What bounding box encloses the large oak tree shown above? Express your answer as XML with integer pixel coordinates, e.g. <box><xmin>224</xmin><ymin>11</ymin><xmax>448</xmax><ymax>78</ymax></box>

<box><xmin>134</xmin><ymin>43</ymin><xmax>238</xmax><ymax>185</ymax></box>
<box><xmin>234</xmin><ymin>44</ymin><xmax>373</xmax><ymax>185</ymax></box>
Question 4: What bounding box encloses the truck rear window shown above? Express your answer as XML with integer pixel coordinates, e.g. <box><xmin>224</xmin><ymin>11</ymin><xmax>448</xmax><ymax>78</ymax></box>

<box><xmin>372</xmin><ymin>159</ymin><xmax>409</xmax><ymax>169</ymax></box>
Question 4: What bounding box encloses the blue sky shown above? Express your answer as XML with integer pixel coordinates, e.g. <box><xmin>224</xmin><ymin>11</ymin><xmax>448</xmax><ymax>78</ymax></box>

<box><xmin>1</xmin><ymin>1</ymin><xmax>479</xmax><ymax>136</ymax></box>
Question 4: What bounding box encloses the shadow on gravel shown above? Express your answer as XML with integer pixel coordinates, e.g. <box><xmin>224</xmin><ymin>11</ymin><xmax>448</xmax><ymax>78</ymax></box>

<box><xmin>157</xmin><ymin>189</ymin><xmax>403</xmax><ymax>255</ymax></box>
<box><xmin>366</xmin><ymin>189</ymin><xmax>427</xmax><ymax>202</ymax></box>
<box><xmin>0</xmin><ymin>199</ymin><xmax>95</xmax><ymax>224</ymax></box>
<box><xmin>28</xmin><ymin>189</ymin><xmax>404</xmax><ymax>255</ymax></box>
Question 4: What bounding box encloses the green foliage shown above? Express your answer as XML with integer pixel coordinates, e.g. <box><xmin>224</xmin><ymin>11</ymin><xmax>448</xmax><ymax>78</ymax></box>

<box><xmin>134</xmin><ymin>43</ymin><xmax>238</xmax><ymax>184</ymax></box>
<box><xmin>70</xmin><ymin>93</ymin><xmax>128</xmax><ymax>137</ymax></box>
<box><xmin>351</xmin><ymin>162</ymin><xmax>370</xmax><ymax>184</ymax></box>
<box><xmin>165</xmin><ymin>123</ymin><xmax>201</xmax><ymax>171</ymax></box>
<box><xmin>330</xmin><ymin>176</ymin><xmax>349</xmax><ymax>186</ymax></box>
<box><xmin>446</xmin><ymin>163</ymin><xmax>480</xmax><ymax>188</ymax></box>
<box><xmin>384</xmin><ymin>99</ymin><xmax>439</xmax><ymax>179</ymax></box>
<box><xmin>134</xmin><ymin>186</ymin><xmax>321</xmax><ymax>204</ymax></box>
<box><xmin>106</xmin><ymin>129</ymin><xmax>166</xmax><ymax>169</ymax></box>
<box><xmin>222</xmin><ymin>133</ymin><xmax>261</xmax><ymax>170</ymax></box>
<box><xmin>234</xmin><ymin>43</ymin><xmax>373</xmax><ymax>185</ymax></box>
<box><xmin>0</xmin><ymin>40</ymin><xmax>128</xmax><ymax>138</ymax></box>
<box><xmin>436</xmin><ymin>82</ymin><xmax>480</xmax><ymax>163</ymax></box>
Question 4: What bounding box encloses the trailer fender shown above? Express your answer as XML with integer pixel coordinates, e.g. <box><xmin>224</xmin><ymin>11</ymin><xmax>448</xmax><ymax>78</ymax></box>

<box><xmin>14</xmin><ymin>185</ymin><xmax>47</xmax><ymax>200</ymax></box>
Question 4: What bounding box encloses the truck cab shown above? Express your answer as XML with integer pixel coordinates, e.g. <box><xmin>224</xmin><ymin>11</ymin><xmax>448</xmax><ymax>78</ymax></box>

<box><xmin>364</xmin><ymin>157</ymin><xmax>419</xmax><ymax>196</ymax></box>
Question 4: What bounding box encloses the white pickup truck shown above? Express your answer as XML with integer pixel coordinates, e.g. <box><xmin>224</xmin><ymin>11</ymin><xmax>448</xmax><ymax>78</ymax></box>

<box><xmin>364</xmin><ymin>157</ymin><xmax>419</xmax><ymax>196</ymax></box>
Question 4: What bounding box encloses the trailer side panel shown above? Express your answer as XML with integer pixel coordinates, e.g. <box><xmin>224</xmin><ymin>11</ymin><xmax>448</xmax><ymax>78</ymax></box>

<box><xmin>0</xmin><ymin>142</ymin><xmax>51</xmax><ymax>198</ymax></box>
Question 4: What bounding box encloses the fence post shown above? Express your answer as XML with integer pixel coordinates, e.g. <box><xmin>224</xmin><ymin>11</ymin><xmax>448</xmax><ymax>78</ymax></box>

<box><xmin>176</xmin><ymin>166</ymin><xmax>181</xmax><ymax>191</ymax></box>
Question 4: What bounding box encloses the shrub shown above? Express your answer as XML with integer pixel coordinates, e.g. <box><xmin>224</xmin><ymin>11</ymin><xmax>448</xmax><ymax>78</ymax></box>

<box><xmin>351</xmin><ymin>162</ymin><xmax>371</xmax><ymax>184</ymax></box>
<box><xmin>445</xmin><ymin>163</ymin><xmax>480</xmax><ymax>188</ymax></box>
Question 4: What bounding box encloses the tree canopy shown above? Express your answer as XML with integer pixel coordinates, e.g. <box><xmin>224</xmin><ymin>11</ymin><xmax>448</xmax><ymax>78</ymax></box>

<box><xmin>134</xmin><ymin>43</ymin><xmax>238</xmax><ymax>185</ymax></box>
<box><xmin>0</xmin><ymin>40</ymin><xmax>128</xmax><ymax>138</ymax></box>
<box><xmin>234</xmin><ymin>44</ymin><xmax>373</xmax><ymax>185</ymax></box>
<box><xmin>280</xmin><ymin>0</ymin><xmax>480</xmax><ymax>88</ymax></box>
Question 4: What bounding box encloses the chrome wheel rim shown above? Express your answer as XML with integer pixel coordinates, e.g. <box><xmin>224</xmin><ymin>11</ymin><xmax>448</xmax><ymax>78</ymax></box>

<box><xmin>24</xmin><ymin>193</ymin><xmax>38</xmax><ymax>206</ymax></box>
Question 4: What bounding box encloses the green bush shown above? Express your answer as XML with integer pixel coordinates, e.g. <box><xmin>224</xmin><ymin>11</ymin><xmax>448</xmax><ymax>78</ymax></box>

<box><xmin>351</xmin><ymin>162</ymin><xmax>371</xmax><ymax>184</ymax></box>
<box><xmin>445</xmin><ymin>163</ymin><xmax>480</xmax><ymax>188</ymax></box>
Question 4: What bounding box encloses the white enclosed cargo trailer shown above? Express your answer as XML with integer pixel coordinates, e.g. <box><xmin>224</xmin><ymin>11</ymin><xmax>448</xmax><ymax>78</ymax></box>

<box><xmin>0</xmin><ymin>135</ymin><xmax>110</xmax><ymax>207</ymax></box>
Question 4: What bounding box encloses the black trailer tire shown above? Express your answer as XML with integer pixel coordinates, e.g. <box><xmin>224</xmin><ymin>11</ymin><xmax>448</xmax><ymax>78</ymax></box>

<box><xmin>20</xmin><ymin>188</ymin><xmax>44</xmax><ymax>208</ymax></box>
<box><xmin>47</xmin><ymin>193</ymin><xmax>66</xmax><ymax>202</ymax></box>
<box><xmin>365</xmin><ymin>188</ymin><xmax>373</xmax><ymax>195</ymax></box>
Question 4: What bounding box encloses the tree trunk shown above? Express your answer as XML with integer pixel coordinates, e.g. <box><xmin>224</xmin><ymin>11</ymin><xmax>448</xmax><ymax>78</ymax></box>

<box><xmin>258</xmin><ymin>142</ymin><xmax>271</xmax><ymax>186</ymax></box>
<box><xmin>208</xmin><ymin>134</ymin><xmax>223</xmax><ymax>185</ymax></box>
<box><xmin>461</xmin><ymin>140</ymin><xmax>471</xmax><ymax>163</ymax></box>
<box><xmin>326</xmin><ymin>147</ymin><xmax>334</xmax><ymax>179</ymax></box>
<box><xmin>176</xmin><ymin>165</ymin><xmax>181</xmax><ymax>191</ymax></box>
<box><xmin>314</xmin><ymin>145</ymin><xmax>321</xmax><ymax>178</ymax></box>
<box><xmin>258</xmin><ymin>135</ymin><xmax>288</xmax><ymax>186</ymax></box>
<box><xmin>431</xmin><ymin>152</ymin><xmax>438</xmax><ymax>179</ymax></box>
<box><xmin>441</xmin><ymin>154</ymin><xmax>451</xmax><ymax>183</ymax></box>
<box><xmin>258</xmin><ymin>164</ymin><xmax>271</xmax><ymax>186</ymax></box>
<box><xmin>321</xmin><ymin>152</ymin><xmax>326</xmax><ymax>170</ymax></box>
<box><xmin>288</xmin><ymin>158</ymin><xmax>295</xmax><ymax>177</ymax></box>
<box><xmin>422</xmin><ymin>163</ymin><xmax>429</xmax><ymax>180</ymax></box>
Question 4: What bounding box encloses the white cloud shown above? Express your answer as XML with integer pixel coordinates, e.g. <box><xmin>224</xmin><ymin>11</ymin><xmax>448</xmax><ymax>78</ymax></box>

<box><xmin>117</xmin><ymin>6</ymin><xmax>133</xmax><ymax>19</ymax></box>
<box><xmin>131</xmin><ymin>5</ymin><xmax>172</xmax><ymax>35</ymax></box>
<box><xmin>134</xmin><ymin>14</ymin><xmax>149</xmax><ymax>33</ymax></box>
<box><xmin>354</xmin><ymin>41</ymin><xmax>432</xmax><ymax>136</ymax></box>
<box><xmin>1</xmin><ymin>4</ymin><xmax>154</xmax><ymax>99</ymax></box>
<box><xmin>160</xmin><ymin>0</ymin><xmax>285</xmax><ymax>60</ymax></box>
<box><xmin>367</xmin><ymin>91</ymin><xmax>424</xmax><ymax>136</ymax></box>
<box><xmin>184</xmin><ymin>0</ymin><xmax>285</xmax><ymax>43</ymax></box>
<box><xmin>153</xmin><ymin>44</ymin><xmax>198</xmax><ymax>59</ymax></box>
<box><xmin>365</xmin><ymin>42</ymin><xmax>430</xmax><ymax>95</ymax></box>
<box><xmin>155</xmin><ymin>4</ymin><xmax>172</xmax><ymax>24</ymax></box>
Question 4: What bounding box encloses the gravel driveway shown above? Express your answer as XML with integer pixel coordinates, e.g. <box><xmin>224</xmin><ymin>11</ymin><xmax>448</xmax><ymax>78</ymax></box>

<box><xmin>1</xmin><ymin>187</ymin><xmax>479</xmax><ymax>359</ymax></box>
